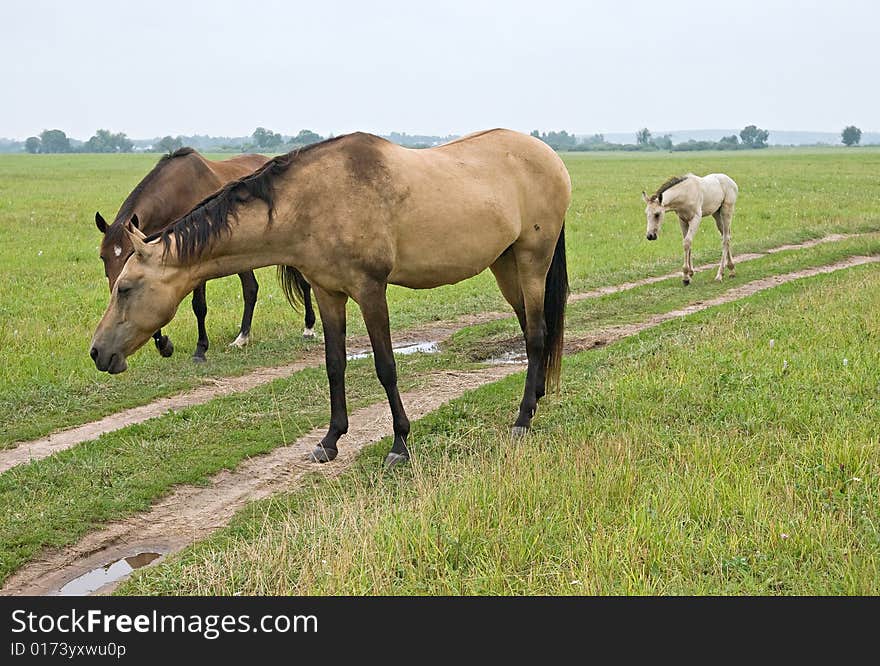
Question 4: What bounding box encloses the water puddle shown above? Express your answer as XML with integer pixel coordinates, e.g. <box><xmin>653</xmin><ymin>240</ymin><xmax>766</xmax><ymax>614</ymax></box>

<box><xmin>484</xmin><ymin>350</ymin><xmax>527</xmax><ymax>365</ymax></box>
<box><xmin>56</xmin><ymin>552</ymin><xmax>162</xmax><ymax>596</ymax></box>
<box><xmin>348</xmin><ymin>340</ymin><xmax>440</xmax><ymax>361</ymax></box>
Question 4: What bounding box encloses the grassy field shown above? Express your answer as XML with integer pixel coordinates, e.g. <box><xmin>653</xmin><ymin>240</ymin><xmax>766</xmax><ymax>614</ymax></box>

<box><xmin>2</xmin><ymin>148</ymin><xmax>880</xmax><ymax>444</ymax></box>
<box><xmin>1</xmin><ymin>233</ymin><xmax>878</xmax><ymax>585</ymax></box>
<box><xmin>120</xmin><ymin>265</ymin><xmax>880</xmax><ymax>595</ymax></box>
<box><xmin>1</xmin><ymin>147</ymin><xmax>878</xmax><ymax>594</ymax></box>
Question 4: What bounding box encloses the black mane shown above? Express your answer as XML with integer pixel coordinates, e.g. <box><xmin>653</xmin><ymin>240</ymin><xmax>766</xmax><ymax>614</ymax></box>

<box><xmin>115</xmin><ymin>147</ymin><xmax>196</xmax><ymax>225</ymax></box>
<box><xmin>651</xmin><ymin>175</ymin><xmax>689</xmax><ymax>203</ymax></box>
<box><xmin>148</xmin><ymin>135</ymin><xmax>348</xmax><ymax>264</ymax></box>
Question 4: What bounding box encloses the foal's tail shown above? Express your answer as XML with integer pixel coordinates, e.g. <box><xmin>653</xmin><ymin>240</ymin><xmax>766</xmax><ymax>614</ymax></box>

<box><xmin>543</xmin><ymin>223</ymin><xmax>568</xmax><ymax>393</ymax></box>
<box><xmin>277</xmin><ymin>265</ymin><xmax>308</xmax><ymax>310</ymax></box>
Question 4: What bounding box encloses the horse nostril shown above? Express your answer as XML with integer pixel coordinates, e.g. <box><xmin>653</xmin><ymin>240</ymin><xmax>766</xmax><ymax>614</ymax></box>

<box><xmin>90</xmin><ymin>347</ymin><xmax>99</xmax><ymax>361</ymax></box>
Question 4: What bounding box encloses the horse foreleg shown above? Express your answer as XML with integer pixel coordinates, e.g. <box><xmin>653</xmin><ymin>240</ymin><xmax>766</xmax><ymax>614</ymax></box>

<box><xmin>229</xmin><ymin>271</ymin><xmax>258</xmax><ymax>347</ymax></box>
<box><xmin>357</xmin><ymin>281</ymin><xmax>411</xmax><ymax>467</ymax></box>
<box><xmin>681</xmin><ymin>215</ymin><xmax>701</xmax><ymax>285</ymax></box>
<box><xmin>191</xmin><ymin>283</ymin><xmax>209</xmax><ymax>362</ymax></box>
<box><xmin>310</xmin><ymin>286</ymin><xmax>349</xmax><ymax>463</ymax></box>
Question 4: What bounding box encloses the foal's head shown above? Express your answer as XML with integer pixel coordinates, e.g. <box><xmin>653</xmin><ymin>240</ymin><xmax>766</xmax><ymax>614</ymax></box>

<box><xmin>95</xmin><ymin>211</ymin><xmax>141</xmax><ymax>289</ymax></box>
<box><xmin>641</xmin><ymin>191</ymin><xmax>666</xmax><ymax>241</ymax></box>
<box><xmin>90</xmin><ymin>221</ymin><xmax>185</xmax><ymax>374</ymax></box>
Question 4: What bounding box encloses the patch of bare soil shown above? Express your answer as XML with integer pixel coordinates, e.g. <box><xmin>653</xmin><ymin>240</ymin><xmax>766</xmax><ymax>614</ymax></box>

<box><xmin>0</xmin><ymin>366</ymin><xmax>519</xmax><ymax>596</ymax></box>
<box><xmin>3</xmin><ymin>253</ymin><xmax>876</xmax><ymax>597</ymax></box>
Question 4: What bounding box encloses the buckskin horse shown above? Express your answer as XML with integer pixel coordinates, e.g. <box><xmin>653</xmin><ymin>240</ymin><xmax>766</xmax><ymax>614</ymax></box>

<box><xmin>90</xmin><ymin>130</ymin><xmax>571</xmax><ymax>466</ymax></box>
<box><xmin>95</xmin><ymin>147</ymin><xmax>316</xmax><ymax>361</ymax></box>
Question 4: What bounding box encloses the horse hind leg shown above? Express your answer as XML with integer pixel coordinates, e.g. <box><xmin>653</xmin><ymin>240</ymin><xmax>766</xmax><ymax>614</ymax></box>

<box><xmin>230</xmin><ymin>271</ymin><xmax>259</xmax><ymax>347</ymax></box>
<box><xmin>713</xmin><ymin>212</ymin><xmax>726</xmax><ymax>281</ymax></box>
<box><xmin>509</xmin><ymin>249</ymin><xmax>554</xmax><ymax>437</ymax></box>
<box><xmin>192</xmin><ymin>282</ymin><xmax>209</xmax><ymax>362</ymax></box>
<box><xmin>723</xmin><ymin>204</ymin><xmax>736</xmax><ymax>276</ymax></box>
<box><xmin>299</xmin><ymin>275</ymin><xmax>317</xmax><ymax>339</ymax></box>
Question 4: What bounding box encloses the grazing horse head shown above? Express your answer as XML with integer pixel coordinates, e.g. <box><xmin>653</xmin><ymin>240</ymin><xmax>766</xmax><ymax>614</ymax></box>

<box><xmin>89</xmin><ymin>221</ymin><xmax>186</xmax><ymax>374</ymax></box>
<box><xmin>642</xmin><ymin>191</ymin><xmax>666</xmax><ymax>241</ymax></box>
<box><xmin>95</xmin><ymin>211</ymin><xmax>141</xmax><ymax>288</ymax></box>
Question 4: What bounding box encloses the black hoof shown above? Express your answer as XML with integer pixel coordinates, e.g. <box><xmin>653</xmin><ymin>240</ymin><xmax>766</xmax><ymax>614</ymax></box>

<box><xmin>155</xmin><ymin>336</ymin><xmax>174</xmax><ymax>358</ymax></box>
<box><xmin>192</xmin><ymin>354</ymin><xmax>207</xmax><ymax>363</ymax></box>
<box><xmin>309</xmin><ymin>446</ymin><xmax>338</xmax><ymax>463</ymax></box>
<box><xmin>682</xmin><ymin>279</ymin><xmax>690</xmax><ymax>286</ymax></box>
<box><xmin>384</xmin><ymin>451</ymin><xmax>409</xmax><ymax>468</ymax></box>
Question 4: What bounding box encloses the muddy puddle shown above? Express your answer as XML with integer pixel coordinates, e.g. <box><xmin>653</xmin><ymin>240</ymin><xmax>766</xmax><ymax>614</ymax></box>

<box><xmin>348</xmin><ymin>340</ymin><xmax>440</xmax><ymax>360</ymax></box>
<box><xmin>483</xmin><ymin>350</ymin><xmax>527</xmax><ymax>365</ymax></box>
<box><xmin>55</xmin><ymin>552</ymin><xmax>163</xmax><ymax>596</ymax></box>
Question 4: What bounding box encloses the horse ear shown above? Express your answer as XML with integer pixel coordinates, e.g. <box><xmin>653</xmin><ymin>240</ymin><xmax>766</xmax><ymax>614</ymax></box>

<box><xmin>641</xmin><ymin>191</ymin><xmax>648</xmax><ymax>204</ymax></box>
<box><xmin>95</xmin><ymin>212</ymin><xmax>108</xmax><ymax>233</ymax></box>
<box><xmin>123</xmin><ymin>217</ymin><xmax>149</xmax><ymax>257</ymax></box>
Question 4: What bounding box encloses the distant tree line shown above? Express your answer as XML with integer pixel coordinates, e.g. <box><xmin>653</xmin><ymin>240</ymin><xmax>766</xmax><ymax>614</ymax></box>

<box><xmin>7</xmin><ymin>124</ymin><xmax>868</xmax><ymax>154</ymax></box>
<box><xmin>24</xmin><ymin>128</ymin><xmax>133</xmax><ymax>153</ymax></box>
<box><xmin>532</xmin><ymin>125</ymin><xmax>779</xmax><ymax>152</ymax></box>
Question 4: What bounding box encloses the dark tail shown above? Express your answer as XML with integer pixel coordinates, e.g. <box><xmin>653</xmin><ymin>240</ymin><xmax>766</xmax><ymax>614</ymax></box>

<box><xmin>277</xmin><ymin>265</ymin><xmax>308</xmax><ymax>310</ymax></box>
<box><xmin>542</xmin><ymin>223</ymin><xmax>568</xmax><ymax>392</ymax></box>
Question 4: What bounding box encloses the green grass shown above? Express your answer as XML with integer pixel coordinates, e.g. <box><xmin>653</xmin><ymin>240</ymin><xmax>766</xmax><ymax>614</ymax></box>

<box><xmin>2</xmin><ymin>148</ymin><xmax>880</xmax><ymax>444</ymax></box>
<box><xmin>120</xmin><ymin>264</ymin><xmax>880</xmax><ymax>595</ymax></box>
<box><xmin>2</xmin><ymin>230</ymin><xmax>877</xmax><ymax>586</ymax></box>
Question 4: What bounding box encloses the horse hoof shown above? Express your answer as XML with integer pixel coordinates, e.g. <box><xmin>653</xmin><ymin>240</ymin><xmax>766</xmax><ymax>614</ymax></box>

<box><xmin>510</xmin><ymin>426</ymin><xmax>529</xmax><ymax>438</ymax></box>
<box><xmin>192</xmin><ymin>354</ymin><xmax>207</xmax><ymax>364</ymax></box>
<box><xmin>302</xmin><ymin>328</ymin><xmax>316</xmax><ymax>339</ymax></box>
<box><xmin>309</xmin><ymin>446</ymin><xmax>338</xmax><ymax>463</ymax></box>
<box><xmin>384</xmin><ymin>451</ymin><xmax>409</xmax><ymax>468</ymax></box>
<box><xmin>156</xmin><ymin>337</ymin><xmax>173</xmax><ymax>358</ymax></box>
<box><xmin>682</xmin><ymin>279</ymin><xmax>690</xmax><ymax>286</ymax></box>
<box><xmin>714</xmin><ymin>275</ymin><xmax>723</xmax><ymax>282</ymax></box>
<box><xmin>228</xmin><ymin>334</ymin><xmax>249</xmax><ymax>348</ymax></box>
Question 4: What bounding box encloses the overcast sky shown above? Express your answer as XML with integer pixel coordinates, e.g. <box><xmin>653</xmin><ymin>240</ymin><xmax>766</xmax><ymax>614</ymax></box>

<box><xmin>2</xmin><ymin>0</ymin><xmax>877</xmax><ymax>139</ymax></box>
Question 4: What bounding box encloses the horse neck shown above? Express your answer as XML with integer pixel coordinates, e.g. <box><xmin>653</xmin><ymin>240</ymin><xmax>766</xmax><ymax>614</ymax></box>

<box><xmin>119</xmin><ymin>156</ymin><xmax>221</xmax><ymax>234</ymax></box>
<box><xmin>171</xmin><ymin>202</ymin><xmax>294</xmax><ymax>291</ymax></box>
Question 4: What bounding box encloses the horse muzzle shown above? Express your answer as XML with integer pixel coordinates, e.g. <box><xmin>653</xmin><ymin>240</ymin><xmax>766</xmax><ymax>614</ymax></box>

<box><xmin>89</xmin><ymin>346</ymin><xmax>129</xmax><ymax>374</ymax></box>
<box><xmin>646</xmin><ymin>233</ymin><xmax>658</xmax><ymax>241</ymax></box>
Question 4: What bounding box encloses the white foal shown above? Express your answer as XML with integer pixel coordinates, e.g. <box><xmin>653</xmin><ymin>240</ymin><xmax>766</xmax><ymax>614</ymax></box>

<box><xmin>643</xmin><ymin>173</ymin><xmax>739</xmax><ymax>285</ymax></box>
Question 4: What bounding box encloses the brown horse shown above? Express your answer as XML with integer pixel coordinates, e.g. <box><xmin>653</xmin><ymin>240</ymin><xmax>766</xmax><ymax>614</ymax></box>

<box><xmin>90</xmin><ymin>130</ymin><xmax>571</xmax><ymax>465</ymax></box>
<box><xmin>95</xmin><ymin>147</ymin><xmax>316</xmax><ymax>361</ymax></box>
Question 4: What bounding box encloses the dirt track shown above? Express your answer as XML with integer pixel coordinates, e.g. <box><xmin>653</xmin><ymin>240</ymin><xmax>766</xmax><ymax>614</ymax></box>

<box><xmin>1</xmin><ymin>232</ymin><xmax>868</xmax><ymax>474</ymax></box>
<box><xmin>3</xmin><ymin>251</ymin><xmax>877</xmax><ymax>596</ymax></box>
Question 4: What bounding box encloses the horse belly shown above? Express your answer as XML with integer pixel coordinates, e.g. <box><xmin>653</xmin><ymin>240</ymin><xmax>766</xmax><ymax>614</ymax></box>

<box><xmin>388</xmin><ymin>219</ymin><xmax>517</xmax><ymax>289</ymax></box>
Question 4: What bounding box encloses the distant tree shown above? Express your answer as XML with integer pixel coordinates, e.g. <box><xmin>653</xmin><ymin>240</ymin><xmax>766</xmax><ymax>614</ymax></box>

<box><xmin>652</xmin><ymin>134</ymin><xmax>673</xmax><ymax>150</ymax></box>
<box><xmin>83</xmin><ymin>129</ymin><xmax>133</xmax><ymax>153</ymax></box>
<box><xmin>39</xmin><ymin>129</ymin><xmax>71</xmax><ymax>153</ymax></box>
<box><xmin>740</xmin><ymin>125</ymin><xmax>769</xmax><ymax>148</ymax></box>
<box><xmin>252</xmin><ymin>127</ymin><xmax>283</xmax><ymax>149</ymax></box>
<box><xmin>291</xmin><ymin>129</ymin><xmax>323</xmax><ymax>146</ymax></box>
<box><xmin>841</xmin><ymin>125</ymin><xmax>862</xmax><ymax>147</ymax></box>
<box><xmin>530</xmin><ymin>129</ymin><xmax>540</xmax><ymax>138</ymax></box>
<box><xmin>25</xmin><ymin>136</ymin><xmax>41</xmax><ymax>153</ymax></box>
<box><xmin>156</xmin><ymin>135</ymin><xmax>183</xmax><ymax>153</ymax></box>
<box><xmin>636</xmin><ymin>128</ymin><xmax>652</xmax><ymax>146</ymax></box>
<box><xmin>719</xmin><ymin>134</ymin><xmax>740</xmax><ymax>146</ymax></box>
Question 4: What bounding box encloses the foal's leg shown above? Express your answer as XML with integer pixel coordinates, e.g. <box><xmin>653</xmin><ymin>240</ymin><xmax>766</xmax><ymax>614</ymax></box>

<box><xmin>722</xmin><ymin>204</ymin><xmax>736</xmax><ymax>277</ymax></box>
<box><xmin>681</xmin><ymin>215</ymin><xmax>701</xmax><ymax>285</ymax></box>
<box><xmin>713</xmin><ymin>211</ymin><xmax>726</xmax><ymax>281</ymax></box>
<box><xmin>356</xmin><ymin>281</ymin><xmax>411</xmax><ymax>466</ymax></box>
<box><xmin>192</xmin><ymin>282</ymin><xmax>209</xmax><ymax>362</ymax></box>
<box><xmin>229</xmin><ymin>271</ymin><xmax>259</xmax><ymax>347</ymax></box>
<box><xmin>310</xmin><ymin>286</ymin><xmax>349</xmax><ymax>463</ymax></box>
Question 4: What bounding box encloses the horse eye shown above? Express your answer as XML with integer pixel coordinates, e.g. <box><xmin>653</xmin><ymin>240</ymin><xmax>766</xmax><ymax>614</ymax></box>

<box><xmin>118</xmin><ymin>285</ymin><xmax>131</xmax><ymax>296</ymax></box>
